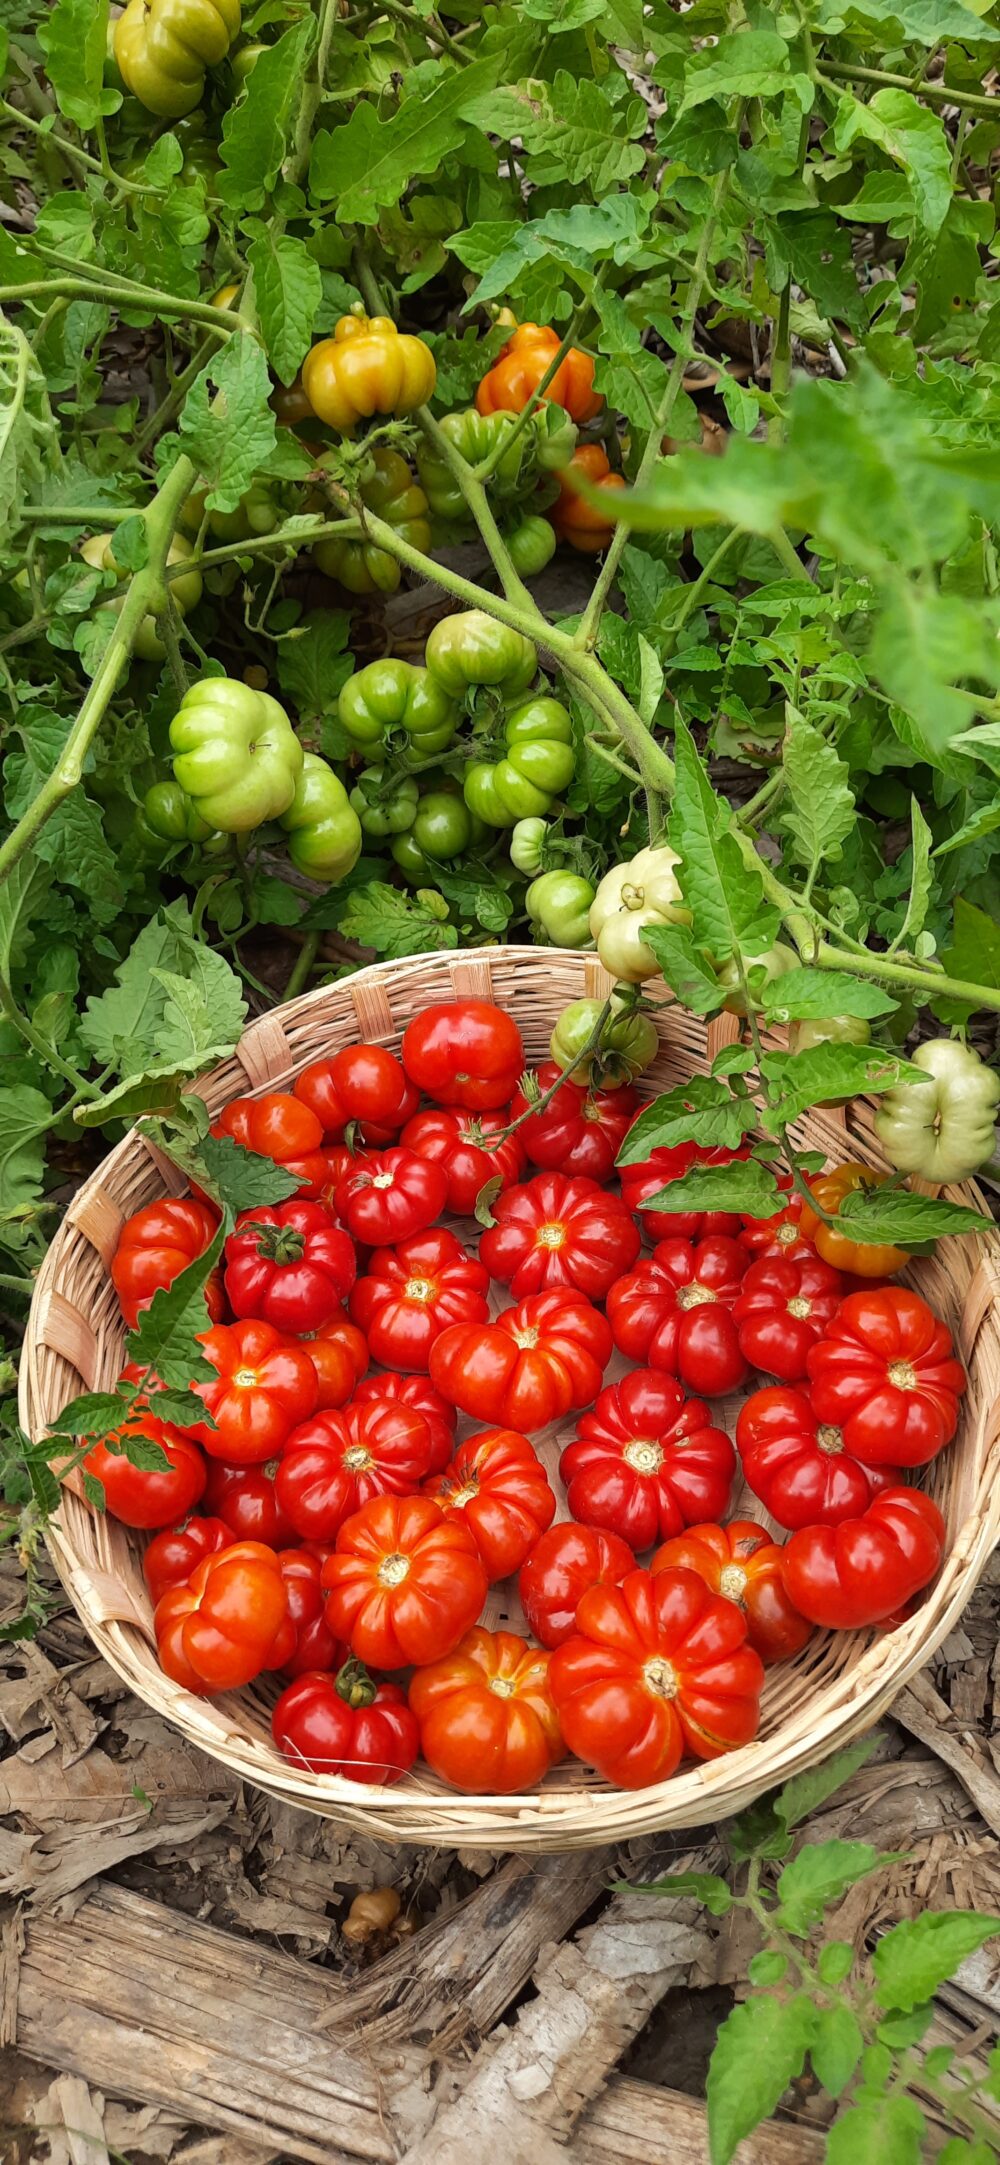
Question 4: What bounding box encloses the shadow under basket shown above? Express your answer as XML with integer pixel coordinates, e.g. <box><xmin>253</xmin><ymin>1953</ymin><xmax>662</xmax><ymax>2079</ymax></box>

<box><xmin>20</xmin><ymin>947</ymin><xmax>1000</xmax><ymax>1852</ymax></box>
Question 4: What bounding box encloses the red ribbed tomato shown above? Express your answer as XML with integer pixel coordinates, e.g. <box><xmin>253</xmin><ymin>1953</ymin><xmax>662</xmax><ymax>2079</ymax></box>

<box><xmin>203</xmin><ymin>1455</ymin><xmax>298</xmax><ymax>1545</ymax></box>
<box><xmin>479</xmin><ymin>1171</ymin><xmax>639</xmax><ymax>1301</ymax></box>
<box><xmin>426</xmin><ymin>1427</ymin><xmax>555</xmax><ymax>1580</ymax></box>
<box><xmin>735</xmin><ymin>1383</ymin><xmax>895</xmax><ymax>1531</ymax></box>
<box><xmin>273</xmin><ymin>1663</ymin><xmax>419</xmax><ymax>1783</ymax></box>
<box><xmin>84</xmin><ymin>1410</ymin><xmax>206</xmax><ymax>1530</ymax></box>
<box><xmin>111</xmin><ymin>1198</ymin><xmax>223</xmax><ymax>1328</ymax></box>
<box><xmin>296</xmin><ymin>1308</ymin><xmax>368</xmax><ymax>1411</ymax></box>
<box><xmin>353</xmin><ymin>1371</ymin><xmax>456</xmax><ymax>1475</ymax></box>
<box><xmin>193</xmin><ymin>1319</ymin><xmax>318</xmax><ymax>1463</ymax></box>
<box><xmin>518</xmin><ymin>1523</ymin><xmax>635</xmax><ymax>1649</ymax></box>
<box><xmin>560</xmin><ymin>1369</ymin><xmax>734</xmax><ymax>1549</ymax></box>
<box><xmin>335</xmin><ymin>1147</ymin><xmax>447</xmax><ymax>1245</ymax></box>
<box><xmin>294</xmin><ymin>1045</ymin><xmax>418</xmax><ymax>1145</ymax></box>
<box><xmin>276</xmin><ymin>1398</ymin><xmax>435</xmax><ymax>1541</ymax></box>
<box><xmin>350</xmin><ymin>1226</ymin><xmax>490</xmax><ymax>1372</ymax></box>
<box><xmin>732</xmin><ymin>1252</ymin><xmax>844</xmax><ymax>1383</ymax></box>
<box><xmin>650</xmin><ymin>1520</ymin><xmax>813</xmax><ymax>1663</ymax></box>
<box><xmin>508</xmin><ymin>1065</ymin><xmax>637</xmax><ymax>1182</ymax></box>
<box><xmin>780</xmin><ymin>1488</ymin><xmax>946</xmax><ymax>1628</ymax></box>
<box><xmin>409</xmin><ymin>1629</ymin><xmax>563</xmax><ymax>1793</ymax></box>
<box><xmin>606</xmin><ymin>1236</ymin><xmax>748</xmax><ymax>1397</ymax></box>
<box><xmin>430</xmin><ymin>1288</ymin><xmax>612</xmax><ymax>1431</ymax></box>
<box><xmin>401</xmin><ymin>1001</ymin><xmax>524</xmax><ymax>1111</ymax></box>
<box><xmin>322</xmin><ymin>1494</ymin><xmax>488</xmax><ymax>1668</ymax></box>
<box><xmin>400</xmin><ymin>1106</ymin><xmax>526</xmax><ymax>1214</ymax></box>
<box><xmin>806</xmin><ymin>1288</ymin><xmax>966</xmax><ymax>1467</ymax></box>
<box><xmin>224</xmin><ymin>1201</ymin><xmax>356</xmax><ymax>1332</ymax></box>
<box><xmin>155</xmin><ymin>1540</ymin><xmax>293</xmax><ymax>1693</ymax></box>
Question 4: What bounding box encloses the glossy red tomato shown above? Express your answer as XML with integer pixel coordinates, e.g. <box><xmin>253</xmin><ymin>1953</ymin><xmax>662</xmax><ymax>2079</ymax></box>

<box><xmin>606</xmin><ymin>1236</ymin><xmax>748</xmax><ymax>1397</ymax></box>
<box><xmin>193</xmin><ymin>1319</ymin><xmax>318</xmax><ymax>1463</ymax></box>
<box><xmin>430</xmin><ymin>1288</ymin><xmax>613</xmax><ymax>1431</ymax></box>
<box><xmin>203</xmin><ymin>1455</ymin><xmax>299</xmax><ymax>1545</ymax></box>
<box><xmin>84</xmin><ymin>1410</ymin><xmax>206</xmax><ymax>1530</ymax></box>
<box><xmin>143</xmin><ymin>1515</ymin><xmax>232</xmax><ymax>1604</ymax></box>
<box><xmin>518</xmin><ymin>1522</ymin><xmax>635</xmax><ymax>1649</ymax></box>
<box><xmin>735</xmin><ymin>1383</ymin><xmax>895</xmax><ymax>1531</ymax></box>
<box><xmin>402</xmin><ymin>1001</ymin><xmax>524</xmax><ymax>1111</ymax></box>
<box><xmin>409</xmin><ymin>1629</ymin><xmax>563</xmax><ymax>1793</ymax></box>
<box><xmin>296</xmin><ymin>1308</ymin><xmax>368</xmax><ymax>1411</ymax></box>
<box><xmin>322</xmin><ymin>1494</ymin><xmax>488</xmax><ymax>1668</ymax></box>
<box><xmin>276</xmin><ymin>1550</ymin><xmax>344</xmax><ymax>1677</ymax></box>
<box><xmin>276</xmin><ymin>1398</ymin><xmax>436</xmax><ymax>1541</ymax></box>
<box><xmin>738</xmin><ymin>1191</ymin><xmax>814</xmax><ymax>1264</ymax></box>
<box><xmin>560</xmin><ymin>1369</ymin><xmax>734</xmax><ymax>1549</ymax></box>
<box><xmin>780</xmin><ymin>1488</ymin><xmax>947</xmax><ymax>1628</ymax></box>
<box><xmin>618</xmin><ymin>1135</ymin><xmax>749</xmax><ymax>1242</ymax></box>
<box><xmin>224</xmin><ymin>1201</ymin><xmax>356</xmax><ymax>1332</ymax></box>
<box><xmin>806</xmin><ymin>1288</ymin><xmax>966</xmax><ymax>1466</ymax></box>
<box><xmin>732</xmin><ymin>1252</ymin><xmax>844</xmax><ymax>1383</ymax></box>
<box><xmin>353</xmin><ymin>1372</ymin><xmax>456</xmax><ymax>1475</ymax></box>
<box><xmin>273</xmin><ymin>1664</ymin><xmax>419</xmax><ymax>1783</ymax></box>
<box><xmin>426</xmin><ymin>1427</ymin><xmax>555</xmax><ymax>1580</ymax></box>
<box><xmin>213</xmin><ymin>1091</ymin><xmax>323</xmax><ymax>1165</ymax></box>
<box><xmin>400</xmin><ymin>1105</ymin><xmax>526</xmax><ymax>1214</ymax></box>
<box><xmin>286</xmin><ymin>1144</ymin><xmax>353</xmax><ymax>1211</ymax></box>
<box><xmin>111</xmin><ymin>1198</ymin><xmax>223</xmax><ymax>1328</ymax></box>
<box><xmin>549</xmin><ymin>1567</ymin><xmax>764</xmax><ymax>1788</ymax></box>
<box><xmin>479</xmin><ymin>1171</ymin><xmax>640</xmax><ymax>1301</ymax></box>
<box><xmin>508</xmin><ymin>1065</ymin><xmax>637</xmax><ymax>1182</ymax></box>
<box><xmin>294</xmin><ymin>1045</ymin><xmax>418</xmax><ymax>1146</ymax></box>
<box><xmin>335</xmin><ymin>1146</ymin><xmax>447</xmax><ymax>1245</ymax></box>
<box><xmin>350</xmin><ymin>1227</ymin><xmax>490</xmax><ymax>1372</ymax></box>
<box><xmin>650</xmin><ymin>1520</ymin><xmax>813</xmax><ymax>1664</ymax></box>
<box><xmin>155</xmin><ymin>1540</ymin><xmax>293</xmax><ymax>1693</ymax></box>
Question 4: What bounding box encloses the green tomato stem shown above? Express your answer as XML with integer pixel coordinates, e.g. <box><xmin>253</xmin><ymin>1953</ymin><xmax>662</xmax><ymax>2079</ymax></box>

<box><xmin>284</xmin><ymin>931</ymin><xmax>321</xmax><ymax>1001</ymax></box>
<box><xmin>819</xmin><ymin>60</ymin><xmax>999</xmax><ymax>116</ymax></box>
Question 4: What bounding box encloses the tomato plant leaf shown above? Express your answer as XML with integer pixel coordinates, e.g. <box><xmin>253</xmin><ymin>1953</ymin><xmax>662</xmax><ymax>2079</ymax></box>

<box><xmin>809</xmin><ymin>2004</ymin><xmax>864</xmax><ymax>2097</ymax></box>
<box><xmin>177</xmin><ymin>334</ymin><xmax>276</xmax><ymax>517</ymax></box>
<box><xmin>311</xmin><ymin>59</ymin><xmax>500</xmax><ymax>224</ymax></box>
<box><xmin>873</xmin><ymin>1913</ymin><xmax>1000</xmax><ymax>2011</ymax></box>
<box><xmin>760</xmin><ymin>968</ymin><xmax>898</xmax><ymax>1021</ymax></box>
<box><xmin>218</xmin><ymin>19</ymin><xmax>316</xmax><ymax>213</ymax></box>
<box><xmin>643</xmin><ymin>1159</ymin><xmax>783</xmax><ymax>1220</ymax></box>
<box><xmin>836</xmin><ymin>1187</ymin><xmax>994</xmax><ymax>1242</ymax></box>
<box><xmin>760</xmin><ymin>1044</ymin><xmax>925</xmax><ymax>1126</ymax></box>
<box><xmin>125</xmin><ymin>1232</ymin><xmax>227</xmax><ymax>1389</ymax></box>
<box><xmin>706</xmin><ymin>1992</ymin><xmax>817</xmax><ymax>2165</ymax></box>
<box><xmin>775</xmin><ymin>1840</ymin><xmax>893</xmax><ymax>1936</ymax></box>
<box><xmin>781</xmin><ymin>708</ymin><xmax>856</xmax><ymax>876</ymax></box>
<box><xmin>771</xmin><ymin>1736</ymin><xmax>879</xmax><ymax>1829</ymax></box>
<box><xmin>246</xmin><ymin>230</ymin><xmax>322</xmax><ymax>388</ymax></box>
<box><xmin>825</xmin><ymin>2095</ymin><xmax>926</xmax><ymax>2165</ymax></box>
<box><xmin>38</xmin><ymin>0</ymin><xmax>117</xmax><ymax>131</ymax></box>
<box><xmin>668</xmin><ymin>717</ymin><xmax>780</xmax><ymax>962</ymax></box>
<box><xmin>616</xmin><ymin>1077</ymin><xmax>760</xmax><ymax>1159</ymax></box>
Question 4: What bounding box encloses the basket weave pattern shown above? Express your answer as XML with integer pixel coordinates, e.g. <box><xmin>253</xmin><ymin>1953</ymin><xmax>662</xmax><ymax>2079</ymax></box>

<box><xmin>21</xmin><ymin>949</ymin><xmax>1000</xmax><ymax>1851</ymax></box>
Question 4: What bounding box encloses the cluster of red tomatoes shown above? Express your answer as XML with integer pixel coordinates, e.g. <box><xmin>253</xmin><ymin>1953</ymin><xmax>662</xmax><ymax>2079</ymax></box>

<box><xmin>96</xmin><ymin>1001</ymin><xmax>965</xmax><ymax>1795</ymax></box>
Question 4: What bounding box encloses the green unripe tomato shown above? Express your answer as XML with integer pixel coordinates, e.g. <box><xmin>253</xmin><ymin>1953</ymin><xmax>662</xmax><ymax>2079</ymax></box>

<box><xmin>349</xmin><ymin>770</ymin><xmax>420</xmax><ymax>837</ymax></box>
<box><xmin>789</xmin><ymin>1015</ymin><xmax>871</xmax><ymax>1054</ymax></box>
<box><xmin>525</xmin><ymin>870</ymin><xmax>595</xmax><ymax>948</ymax></box>
<box><xmin>170</xmin><ymin>677</ymin><xmax>303</xmax><ymax>832</ymax></box>
<box><xmin>424</xmin><ymin>609</ymin><xmax>537</xmax><ymax>699</ymax></box>
<box><xmin>590</xmin><ymin>845</ymin><xmax>690</xmax><ymax>983</ymax></box>
<box><xmin>231</xmin><ymin>42</ymin><xmax>266</xmax><ymax>81</ymax></box>
<box><xmin>464</xmin><ymin>761</ymin><xmax>515</xmax><ymax>829</ymax></box>
<box><xmin>279</xmin><ymin>753</ymin><xmax>362</xmax><ymax>882</ymax></box>
<box><xmin>81</xmin><ymin>531</ymin><xmax>203</xmax><ymax>662</ymax></box>
<box><xmin>507</xmin><ymin>515</ymin><xmax>556</xmax><ymax>579</ymax></box>
<box><xmin>143</xmin><ymin>779</ymin><xmax>216</xmax><ymax>844</ymax></box>
<box><xmin>718</xmin><ymin>942</ymin><xmax>799</xmax><ymax>1016</ymax></box>
<box><xmin>550</xmin><ymin>996</ymin><xmax>659</xmax><ymax>1089</ymax></box>
<box><xmin>510</xmin><ymin>817</ymin><xmax>548</xmax><ymax>875</ymax></box>
<box><xmin>338</xmin><ymin>658</ymin><xmax>457</xmax><ymax>762</ymax></box>
<box><xmin>874</xmin><ymin>1037</ymin><xmax>1000</xmax><ymax>1184</ymax></box>
<box><xmin>411</xmin><ymin>789</ymin><xmax>478</xmax><ymax>862</ymax></box>
<box><xmin>391</xmin><ymin>830</ymin><xmax>434</xmax><ymax>885</ymax></box>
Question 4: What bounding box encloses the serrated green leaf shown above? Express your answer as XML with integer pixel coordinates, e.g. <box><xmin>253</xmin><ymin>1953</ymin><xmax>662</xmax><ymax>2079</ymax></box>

<box><xmin>311</xmin><ymin>58</ymin><xmax>500</xmax><ymax>224</ymax></box>
<box><xmin>644</xmin><ymin>1159</ymin><xmax>782</xmax><ymax>1220</ymax></box>
<box><xmin>247</xmin><ymin>230</ymin><xmax>322</xmax><ymax>387</ymax></box>
<box><xmin>624</xmin><ymin>1870</ymin><xmax>733</xmax><ymax>1915</ymax></box>
<box><xmin>0</xmin><ymin>858</ymin><xmax>50</xmax><ymax>980</ymax></box>
<box><xmin>873</xmin><ymin>1912</ymin><xmax>1000</xmax><ymax>2011</ymax></box>
<box><xmin>776</xmin><ymin>1840</ymin><xmax>891</xmax><ymax>1936</ymax></box>
<box><xmin>178</xmin><ymin>334</ymin><xmax>276</xmax><ymax>517</ymax></box>
<box><xmin>836</xmin><ymin>1187</ymin><xmax>994</xmax><ymax>1243</ymax></box>
<box><xmin>218</xmin><ymin>20</ymin><xmax>316</xmax><ymax>213</ymax></box>
<box><xmin>125</xmin><ymin>1232</ymin><xmax>226</xmax><ymax>1388</ymax></box>
<box><xmin>834</xmin><ymin>87</ymin><xmax>953</xmax><ymax>236</ymax></box>
<box><xmin>642</xmin><ymin>926</ymin><xmax>728</xmax><ymax>1014</ymax></box>
<box><xmin>338</xmin><ymin>882</ymin><xmax>459</xmax><ymax>960</ymax></box>
<box><xmin>825</xmin><ymin>2095</ymin><xmax>925</xmax><ymax>2165</ymax></box>
<box><xmin>707</xmin><ymin>1993</ymin><xmax>817</xmax><ymax>2165</ymax></box>
<box><xmin>761</xmin><ymin>1044</ymin><xmax>926</xmax><ymax>1126</ymax></box>
<box><xmin>761</xmin><ymin>969</ymin><xmax>898</xmax><ymax>1022</ymax></box>
<box><xmin>616</xmin><ymin>1077</ymin><xmax>760</xmax><ymax>1160</ymax></box>
<box><xmin>72</xmin><ymin>1059</ymin><xmax>221</xmax><ymax>1130</ymax></box>
<box><xmin>0</xmin><ymin>1087</ymin><xmax>51</xmax><ymax>1215</ymax></box>
<box><xmin>47</xmin><ymin>1390</ymin><xmax>128</xmax><ymax>1441</ymax></box>
<box><xmin>773</xmin><ymin>1737</ymin><xmax>879</xmax><ymax>1828</ymax></box>
<box><xmin>810</xmin><ymin>2004</ymin><xmax>864</xmax><ymax>2097</ymax></box>
<box><xmin>781</xmin><ymin>709</ymin><xmax>856</xmax><ymax>875</ymax></box>
<box><xmin>38</xmin><ymin>0</ymin><xmax>116</xmax><ymax>130</ymax></box>
<box><xmin>668</xmin><ymin>719</ymin><xmax>779</xmax><ymax>963</ymax></box>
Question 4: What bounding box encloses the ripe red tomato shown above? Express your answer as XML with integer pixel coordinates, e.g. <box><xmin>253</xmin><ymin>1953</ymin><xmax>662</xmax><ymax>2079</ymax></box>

<box><xmin>618</xmin><ymin>1135</ymin><xmax>748</xmax><ymax>1242</ymax></box>
<box><xmin>400</xmin><ymin>1105</ymin><xmax>526</xmax><ymax>1214</ymax></box>
<box><xmin>286</xmin><ymin>1144</ymin><xmax>354</xmax><ymax>1211</ymax></box>
<box><xmin>402</xmin><ymin>1001</ymin><xmax>524</xmax><ymax>1111</ymax></box>
<box><xmin>409</xmin><ymin>1628</ymin><xmax>563</xmax><ymax>1793</ymax></box>
<box><xmin>111</xmin><ymin>1198</ymin><xmax>223</xmax><ymax>1329</ymax></box>
<box><xmin>549</xmin><ymin>1567</ymin><xmax>765</xmax><ymax>1788</ymax></box>
<box><xmin>518</xmin><ymin>1523</ymin><xmax>635</xmax><ymax>1649</ymax></box>
<box><xmin>353</xmin><ymin>1372</ymin><xmax>456</xmax><ymax>1475</ymax></box>
<box><xmin>426</xmin><ymin>1427</ymin><xmax>555</xmax><ymax>1580</ymax></box>
<box><xmin>276</xmin><ymin>1550</ymin><xmax>344</xmax><ymax>1677</ymax></box>
<box><xmin>606</xmin><ymin>1236</ymin><xmax>748</xmax><ymax>1397</ymax></box>
<box><xmin>84</xmin><ymin>1410</ymin><xmax>206</xmax><ymax>1530</ymax></box>
<box><xmin>213</xmin><ymin>1091</ymin><xmax>323</xmax><ymax>1164</ymax></box>
<box><xmin>193</xmin><ymin>1319</ymin><xmax>318</xmax><ymax>1463</ymax></box>
<box><xmin>276</xmin><ymin>1398</ymin><xmax>435</xmax><ymax>1541</ymax></box>
<box><xmin>273</xmin><ymin>1664</ymin><xmax>419</xmax><ymax>1784</ymax></box>
<box><xmin>651</xmin><ymin>1520</ymin><xmax>813</xmax><ymax>1664</ymax></box>
<box><xmin>294</xmin><ymin>1045</ymin><xmax>418</xmax><ymax>1145</ymax></box>
<box><xmin>806</xmin><ymin>1287</ymin><xmax>966</xmax><ymax>1466</ymax></box>
<box><xmin>560</xmin><ymin>1369</ymin><xmax>735</xmax><ymax>1549</ymax></box>
<box><xmin>335</xmin><ymin>1146</ymin><xmax>447</xmax><ymax>1245</ymax></box>
<box><xmin>479</xmin><ymin>1171</ymin><xmax>640</xmax><ymax>1301</ymax></box>
<box><xmin>143</xmin><ymin>1516</ymin><xmax>232</xmax><ymax>1605</ymax></box>
<box><xmin>322</xmin><ymin>1494</ymin><xmax>488</xmax><ymax>1668</ymax></box>
<box><xmin>738</xmin><ymin>1192</ymin><xmax>814</xmax><ymax>1265</ymax></box>
<box><xmin>430</xmin><ymin>1288</ymin><xmax>613</xmax><ymax>1431</ymax></box>
<box><xmin>732</xmin><ymin>1252</ymin><xmax>844</xmax><ymax>1383</ymax></box>
<box><xmin>155</xmin><ymin>1540</ymin><xmax>293</xmax><ymax>1692</ymax></box>
<box><xmin>780</xmin><ymin>1488</ymin><xmax>946</xmax><ymax>1628</ymax></box>
<box><xmin>508</xmin><ymin>1064</ymin><xmax>637</xmax><ymax>1182</ymax></box>
<box><xmin>735</xmin><ymin>1383</ymin><xmax>895</xmax><ymax>1531</ymax></box>
<box><xmin>350</xmin><ymin>1227</ymin><xmax>490</xmax><ymax>1372</ymax></box>
<box><xmin>224</xmin><ymin>1201</ymin><xmax>357</xmax><ymax>1333</ymax></box>
<box><xmin>203</xmin><ymin>1455</ymin><xmax>298</xmax><ymax>1545</ymax></box>
<box><xmin>296</xmin><ymin>1308</ymin><xmax>368</xmax><ymax>1411</ymax></box>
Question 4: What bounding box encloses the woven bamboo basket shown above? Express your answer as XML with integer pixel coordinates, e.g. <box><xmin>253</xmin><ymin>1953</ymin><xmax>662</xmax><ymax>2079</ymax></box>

<box><xmin>21</xmin><ymin>948</ymin><xmax>1000</xmax><ymax>1852</ymax></box>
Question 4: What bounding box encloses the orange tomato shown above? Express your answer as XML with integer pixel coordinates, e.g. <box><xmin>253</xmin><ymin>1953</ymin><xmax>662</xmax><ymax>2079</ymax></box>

<box><xmin>800</xmin><ymin>1162</ymin><xmax>908</xmax><ymax>1278</ymax></box>
<box><xmin>476</xmin><ymin>322</ymin><xmax>602</xmax><ymax>424</ymax></box>
<box><xmin>550</xmin><ymin>444</ymin><xmax>626</xmax><ymax>553</ymax></box>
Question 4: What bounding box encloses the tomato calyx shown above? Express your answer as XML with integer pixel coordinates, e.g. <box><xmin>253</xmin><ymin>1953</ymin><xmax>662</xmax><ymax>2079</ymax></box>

<box><xmin>787</xmin><ymin>1296</ymin><xmax>812</xmax><ymax>1320</ymax></box>
<box><xmin>404</xmin><ymin>1276</ymin><xmax>435</xmax><ymax>1302</ymax></box>
<box><xmin>774</xmin><ymin>1223</ymin><xmax>798</xmax><ymax>1249</ymax></box>
<box><xmin>676</xmin><ymin>1282</ymin><xmax>718</xmax><ymax>1310</ymax></box>
<box><xmin>488</xmin><ymin>1673</ymin><xmax>517</xmax><ymax>1699</ymax></box>
<box><xmin>719</xmin><ymin>1564</ymin><xmax>749</xmax><ymax>1604</ymax></box>
<box><xmin>888</xmin><ymin>1359</ymin><xmax>918</xmax><ymax>1390</ymax></box>
<box><xmin>372</xmin><ymin>1169</ymin><xmax>396</xmax><ymax>1190</ymax></box>
<box><xmin>642</xmin><ymin>1655</ymin><xmax>679</xmax><ymax>1701</ymax></box>
<box><xmin>511</xmin><ymin>1322</ymin><xmax>540</xmax><ymax>1349</ymax></box>
<box><xmin>246</xmin><ymin>1221</ymin><xmax>307</xmax><ymax>1265</ymax></box>
<box><xmin>816</xmin><ymin>1423</ymin><xmax>844</xmax><ymax>1455</ymax></box>
<box><xmin>622</xmin><ymin>1437</ymin><xmax>665</xmax><ymax>1475</ymax></box>
<box><xmin>342</xmin><ymin>1444</ymin><xmax>375</xmax><ymax>1472</ymax></box>
<box><xmin>537</xmin><ymin>1221</ymin><xmax>567</xmax><ymax>1250</ymax></box>
<box><xmin>233</xmin><ymin>1365</ymin><xmax>260</xmax><ymax>1389</ymax></box>
<box><xmin>335</xmin><ymin>1656</ymin><xmax>379</xmax><ymax>1710</ymax></box>
<box><xmin>378</xmin><ymin>1550</ymin><xmax>411</xmax><ymax>1587</ymax></box>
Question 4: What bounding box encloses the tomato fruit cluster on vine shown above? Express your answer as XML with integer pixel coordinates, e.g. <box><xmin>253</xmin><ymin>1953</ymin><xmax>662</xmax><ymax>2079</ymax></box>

<box><xmin>95</xmin><ymin>997</ymin><xmax>962</xmax><ymax>1795</ymax></box>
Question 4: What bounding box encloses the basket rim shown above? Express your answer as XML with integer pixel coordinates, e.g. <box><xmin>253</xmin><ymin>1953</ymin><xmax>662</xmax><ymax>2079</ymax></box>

<box><xmin>21</xmin><ymin>945</ymin><xmax>1000</xmax><ymax>1847</ymax></box>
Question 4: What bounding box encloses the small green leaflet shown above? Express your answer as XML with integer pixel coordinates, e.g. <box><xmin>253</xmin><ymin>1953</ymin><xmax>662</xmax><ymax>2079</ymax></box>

<box><xmin>706</xmin><ymin>1993</ymin><xmax>817</xmax><ymax>2165</ymax></box>
<box><xmin>310</xmin><ymin>58</ymin><xmax>500</xmax><ymax>225</ymax></box>
<box><xmin>780</xmin><ymin>709</ymin><xmax>855</xmax><ymax>875</ymax></box>
<box><xmin>246</xmin><ymin>230</ymin><xmax>322</xmax><ymax>387</ymax></box>
<box><xmin>834</xmin><ymin>88</ymin><xmax>953</xmax><ymax>237</ymax></box>
<box><xmin>889</xmin><ymin>797</ymin><xmax>932</xmax><ymax>954</ymax></box>
<box><xmin>38</xmin><ymin>0</ymin><xmax>117</xmax><ymax>131</ymax></box>
<box><xmin>761</xmin><ymin>968</ymin><xmax>898</xmax><ymax>1022</ymax></box>
<box><xmin>771</xmin><ymin>1736</ymin><xmax>878</xmax><ymax>1830</ymax></box>
<box><xmin>0</xmin><ymin>857</ymin><xmax>49</xmax><ymax>979</ymax></box>
<box><xmin>125</xmin><ymin>1230</ymin><xmax>227</xmax><ymax>1390</ymax></box>
<box><xmin>825</xmin><ymin>2096</ymin><xmax>925</xmax><ymax>2165</ymax></box>
<box><xmin>835</xmin><ymin>1187</ymin><xmax>994</xmax><ymax>1244</ymax></box>
<box><xmin>622</xmin><ymin>1870</ymin><xmax>732</xmax><ymax>1916</ymax></box>
<box><xmin>935</xmin><ymin>897</ymin><xmax>1000</xmax><ymax>1026</ymax></box>
<box><xmin>146</xmin><ymin>1130</ymin><xmax>300</xmax><ymax>1216</ymax></box>
<box><xmin>761</xmin><ymin>1044</ymin><xmax>925</xmax><ymax>1127</ymax></box>
<box><xmin>218</xmin><ymin>19</ymin><xmax>316</xmax><ymax>214</ymax></box>
<box><xmin>642</xmin><ymin>927</ymin><xmax>728</xmax><ymax>1014</ymax></box>
<box><xmin>668</xmin><ymin>719</ymin><xmax>779</xmax><ymax>964</ymax></box>
<box><xmin>178</xmin><ymin>335</ymin><xmax>276</xmax><ymax>517</ymax></box>
<box><xmin>0</xmin><ymin>1086</ymin><xmax>51</xmax><ymax>1214</ymax></box>
<box><xmin>615</xmin><ymin>1077</ymin><xmax>760</xmax><ymax>1159</ymax></box>
<box><xmin>643</xmin><ymin>1159</ymin><xmax>782</xmax><ymax>1220</ymax></box>
<box><xmin>873</xmin><ymin>1913</ymin><xmax>1000</xmax><ymax>2012</ymax></box>
<box><xmin>337</xmin><ymin>882</ymin><xmax>459</xmax><ymax>960</ymax></box>
<box><xmin>774</xmin><ymin>1840</ymin><xmax>894</xmax><ymax>1937</ymax></box>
